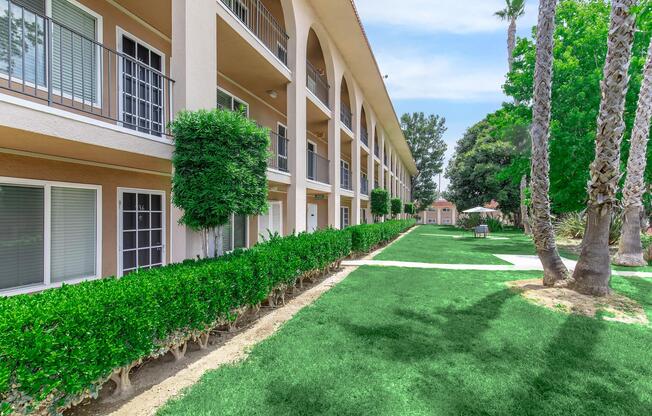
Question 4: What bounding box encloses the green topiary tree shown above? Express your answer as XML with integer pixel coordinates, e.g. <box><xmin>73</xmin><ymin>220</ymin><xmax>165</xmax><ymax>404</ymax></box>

<box><xmin>371</xmin><ymin>188</ymin><xmax>390</xmax><ymax>222</ymax></box>
<box><xmin>391</xmin><ymin>198</ymin><xmax>403</xmax><ymax>218</ymax></box>
<box><xmin>171</xmin><ymin>108</ymin><xmax>270</xmax><ymax>257</ymax></box>
<box><xmin>404</xmin><ymin>203</ymin><xmax>415</xmax><ymax>216</ymax></box>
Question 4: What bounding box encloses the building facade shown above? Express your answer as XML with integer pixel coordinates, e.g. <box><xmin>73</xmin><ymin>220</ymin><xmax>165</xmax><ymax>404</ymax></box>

<box><xmin>419</xmin><ymin>199</ymin><xmax>458</xmax><ymax>226</ymax></box>
<box><xmin>0</xmin><ymin>0</ymin><xmax>417</xmax><ymax>295</ymax></box>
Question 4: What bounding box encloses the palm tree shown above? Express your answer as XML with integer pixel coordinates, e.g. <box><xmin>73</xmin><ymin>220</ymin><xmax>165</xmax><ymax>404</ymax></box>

<box><xmin>520</xmin><ymin>175</ymin><xmax>531</xmax><ymax>235</ymax></box>
<box><xmin>529</xmin><ymin>0</ymin><xmax>570</xmax><ymax>286</ymax></box>
<box><xmin>573</xmin><ymin>0</ymin><xmax>637</xmax><ymax>296</ymax></box>
<box><xmin>614</xmin><ymin>36</ymin><xmax>652</xmax><ymax>267</ymax></box>
<box><xmin>495</xmin><ymin>0</ymin><xmax>526</xmax><ymax>72</ymax></box>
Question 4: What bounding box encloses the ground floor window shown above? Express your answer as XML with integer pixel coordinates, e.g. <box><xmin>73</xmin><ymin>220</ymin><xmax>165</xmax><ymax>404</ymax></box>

<box><xmin>209</xmin><ymin>214</ymin><xmax>248</xmax><ymax>254</ymax></box>
<box><xmin>259</xmin><ymin>201</ymin><xmax>283</xmax><ymax>242</ymax></box>
<box><xmin>340</xmin><ymin>206</ymin><xmax>350</xmax><ymax>229</ymax></box>
<box><xmin>119</xmin><ymin>189</ymin><xmax>164</xmax><ymax>276</ymax></box>
<box><xmin>0</xmin><ymin>178</ymin><xmax>100</xmax><ymax>293</ymax></box>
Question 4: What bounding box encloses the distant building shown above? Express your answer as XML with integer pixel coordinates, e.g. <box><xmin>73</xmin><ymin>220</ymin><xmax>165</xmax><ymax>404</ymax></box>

<box><xmin>419</xmin><ymin>199</ymin><xmax>458</xmax><ymax>226</ymax></box>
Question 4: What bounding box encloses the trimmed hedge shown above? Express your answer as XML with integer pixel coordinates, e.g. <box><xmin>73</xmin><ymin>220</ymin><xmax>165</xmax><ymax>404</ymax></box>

<box><xmin>0</xmin><ymin>221</ymin><xmax>414</xmax><ymax>415</ymax></box>
<box><xmin>391</xmin><ymin>198</ymin><xmax>403</xmax><ymax>217</ymax></box>
<box><xmin>349</xmin><ymin>219</ymin><xmax>415</xmax><ymax>253</ymax></box>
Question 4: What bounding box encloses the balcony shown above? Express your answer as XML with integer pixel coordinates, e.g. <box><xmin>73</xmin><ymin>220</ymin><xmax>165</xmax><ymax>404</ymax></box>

<box><xmin>340</xmin><ymin>165</ymin><xmax>352</xmax><ymax>191</ymax></box>
<box><xmin>374</xmin><ymin>140</ymin><xmax>380</xmax><ymax>158</ymax></box>
<box><xmin>306</xmin><ymin>150</ymin><xmax>330</xmax><ymax>184</ymax></box>
<box><xmin>219</xmin><ymin>0</ymin><xmax>289</xmax><ymax>66</ymax></box>
<box><xmin>268</xmin><ymin>131</ymin><xmax>289</xmax><ymax>172</ymax></box>
<box><xmin>374</xmin><ymin>179</ymin><xmax>379</xmax><ymax>189</ymax></box>
<box><xmin>306</xmin><ymin>60</ymin><xmax>329</xmax><ymax>107</ymax></box>
<box><xmin>0</xmin><ymin>1</ymin><xmax>174</xmax><ymax>138</ymax></box>
<box><xmin>361</xmin><ymin>126</ymin><xmax>368</xmax><ymax>147</ymax></box>
<box><xmin>361</xmin><ymin>177</ymin><xmax>369</xmax><ymax>195</ymax></box>
<box><xmin>340</xmin><ymin>102</ymin><xmax>352</xmax><ymax>131</ymax></box>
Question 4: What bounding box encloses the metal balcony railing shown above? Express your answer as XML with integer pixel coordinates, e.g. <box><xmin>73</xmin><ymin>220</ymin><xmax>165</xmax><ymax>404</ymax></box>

<box><xmin>268</xmin><ymin>131</ymin><xmax>289</xmax><ymax>172</ymax></box>
<box><xmin>0</xmin><ymin>1</ymin><xmax>174</xmax><ymax>137</ymax></box>
<box><xmin>340</xmin><ymin>102</ymin><xmax>352</xmax><ymax>131</ymax></box>
<box><xmin>361</xmin><ymin>126</ymin><xmax>368</xmax><ymax>147</ymax></box>
<box><xmin>306</xmin><ymin>150</ymin><xmax>329</xmax><ymax>184</ymax></box>
<box><xmin>220</xmin><ymin>0</ymin><xmax>289</xmax><ymax>66</ymax></box>
<box><xmin>374</xmin><ymin>140</ymin><xmax>380</xmax><ymax>157</ymax></box>
<box><xmin>306</xmin><ymin>60</ymin><xmax>329</xmax><ymax>107</ymax></box>
<box><xmin>340</xmin><ymin>166</ymin><xmax>352</xmax><ymax>191</ymax></box>
<box><xmin>361</xmin><ymin>177</ymin><xmax>369</xmax><ymax>195</ymax></box>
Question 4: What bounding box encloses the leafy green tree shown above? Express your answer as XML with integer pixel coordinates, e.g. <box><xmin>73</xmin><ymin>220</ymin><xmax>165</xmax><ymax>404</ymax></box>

<box><xmin>401</xmin><ymin>112</ymin><xmax>447</xmax><ymax>211</ymax></box>
<box><xmin>371</xmin><ymin>188</ymin><xmax>390</xmax><ymax>221</ymax></box>
<box><xmin>391</xmin><ymin>198</ymin><xmax>403</xmax><ymax>218</ymax></box>
<box><xmin>445</xmin><ymin>109</ymin><xmax>521</xmax><ymax>217</ymax></box>
<box><xmin>171</xmin><ymin>109</ymin><xmax>270</xmax><ymax>257</ymax></box>
<box><xmin>504</xmin><ymin>0</ymin><xmax>652</xmax><ymax>213</ymax></box>
<box><xmin>404</xmin><ymin>203</ymin><xmax>415</xmax><ymax>216</ymax></box>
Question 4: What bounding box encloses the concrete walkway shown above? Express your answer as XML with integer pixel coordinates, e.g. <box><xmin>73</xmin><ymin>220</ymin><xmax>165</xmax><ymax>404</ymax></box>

<box><xmin>342</xmin><ymin>254</ymin><xmax>652</xmax><ymax>279</ymax></box>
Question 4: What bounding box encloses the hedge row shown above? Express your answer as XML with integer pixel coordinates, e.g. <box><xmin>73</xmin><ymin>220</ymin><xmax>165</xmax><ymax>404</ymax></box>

<box><xmin>0</xmin><ymin>219</ymin><xmax>415</xmax><ymax>415</ymax></box>
<box><xmin>349</xmin><ymin>219</ymin><xmax>415</xmax><ymax>253</ymax></box>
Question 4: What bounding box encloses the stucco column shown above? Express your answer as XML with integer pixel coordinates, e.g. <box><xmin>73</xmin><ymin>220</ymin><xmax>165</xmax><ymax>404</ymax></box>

<box><xmin>286</xmin><ymin>27</ymin><xmax>308</xmax><ymax>234</ymax></box>
<box><xmin>351</xmin><ymin>108</ymin><xmax>362</xmax><ymax>225</ymax></box>
<box><xmin>379</xmin><ymin>132</ymin><xmax>386</xmax><ymax>189</ymax></box>
<box><xmin>328</xmin><ymin>77</ymin><xmax>341</xmax><ymax>228</ymax></box>
<box><xmin>367</xmin><ymin>120</ymin><xmax>375</xmax><ymax>194</ymax></box>
<box><xmin>437</xmin><ymin>208</ymin><xmax>442</xmax><ymax>225</ymax></box>
<box><xmin>170</xmin><ymin>0</ymin><xmax>218</xmax><ymax>262</ymax></box>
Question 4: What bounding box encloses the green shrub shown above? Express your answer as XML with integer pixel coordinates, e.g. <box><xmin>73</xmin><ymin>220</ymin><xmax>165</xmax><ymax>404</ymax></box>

<box><xmin>485</xmin><ymin>217</ymin><xmax>504</xmax><ymax>232</ymax></box>
<box><xmin>404</xmin><ymin>203</ymin><xmax>415</xmax><ymax>215</ymax></box>
<box><xmin>349</xmin><ymin>219</ymin><xmax>416</xmax><ymax>253</ymax></box>
<box><xmin>555</xmin><ymin>211</ymin><xmax>622</xmax><ymax>245</ymax></box>
<box><xmin>371</xmin><ymin>189</ymin><xmax>390</xmax><ymax>220</ymax></box>
<box><xmin>0</xmin><ymin>220</ymin><xmax>418</xmax><ymax>415</ymax></box>
<box><xmin>391</xmin><ymin>198</ymin><xmax>402</xmax><ymax>217</ymax></box>
<box><xmin>457</xmin><ymin>213</ymin><xmax>483</xmax><ymax>230</ymax></box>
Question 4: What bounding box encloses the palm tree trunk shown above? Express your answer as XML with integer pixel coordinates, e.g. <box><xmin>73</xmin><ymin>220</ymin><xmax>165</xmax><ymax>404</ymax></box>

<box><xmin>614</xmin><ymin>36</ymin><xmax>652</xmax><ymax>267</ymax></box>
<box><xmin>507</xmin><ymin>17</ymin><xmax>517</xmax><ymax>73</ymax></box>
<box><xmin>520</xmin><ymin>175</ymin><xmax>531</xmax><ymax>235</ymax></box>
<box><xmin>573</xmin><ymin>0</ymin><xmax>637</xmax><ymax>296</ymax></box>
<box><xmin>529</xmin><ymin>0</ymin><xmax>569</xmax><ymax>286</ymax></box>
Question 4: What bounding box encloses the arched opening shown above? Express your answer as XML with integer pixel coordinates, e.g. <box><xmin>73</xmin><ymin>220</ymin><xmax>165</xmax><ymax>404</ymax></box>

<box><xmin>360</xmin><ymin>105</ymin><xmax>369</xmax><ymax>147</ymax></box>
<box><xmin>306</xmin><ymin>28</ymin><xmax>330</xmax><ymax>107</ymax></box>
<box><xmin>340</xmin><ymin>78</ymin><xmax>353</xmax><ymax>131</ymax></box>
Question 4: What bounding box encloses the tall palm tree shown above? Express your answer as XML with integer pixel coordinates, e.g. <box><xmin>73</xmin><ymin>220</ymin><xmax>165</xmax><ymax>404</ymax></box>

<box><xmin>529</xmin><ymin>0</ymin><xmax>570</xmax><ymax>286</ymax></box>
<box><xmin>573</xmin><ymin>0</ymin><xmax>637</xmax><ymax>296</ymax></box>
<box><xmin>614</xmin><ymin>36</ymin><xmax>652</xmax><ymax>267</ymax></box>
<box><xmin>495</xmin><ymin>0</ymin><xmax>526</xmax><ymax>72</ymax></box>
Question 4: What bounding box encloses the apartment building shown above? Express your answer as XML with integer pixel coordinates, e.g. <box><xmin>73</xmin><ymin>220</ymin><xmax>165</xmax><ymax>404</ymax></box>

<box><xmin>420</xmin><ymin>199</ymin><xmax>458</xmax><ymax>226</ymax></box>
<box><xmin>0</xmin><ymin>0</ymin><xmax>417</xmax><ymax>295</ymax></box>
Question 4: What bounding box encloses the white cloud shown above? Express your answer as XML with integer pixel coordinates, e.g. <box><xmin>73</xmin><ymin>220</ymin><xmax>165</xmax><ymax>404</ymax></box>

<box><xmin>355</xmin><ymin>0</ymin><xmax>538</xmax><ymax>34</ymax></box>
<box><xmin>377</xmin><ymin>51</ymin><xmax>506</xmax><ymax>101</ymax></box>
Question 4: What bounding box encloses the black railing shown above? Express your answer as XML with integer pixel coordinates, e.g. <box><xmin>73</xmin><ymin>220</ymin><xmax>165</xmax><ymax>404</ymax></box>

<box><xmin>0</xmin><ymin>1</ymin><xmax>174</xmax><ymax>137</ymax></box>
<box><xmin>268</xmin><ymin>131</ymin><xmax>289</xmax><ymax>172</ymax></box>
<box><xmin>374</xmin><ymin>139</ymin><xmax>380</xmax><ymax>157</ymax></box>
<box><xmin>220</xmin><ymin>0</ymin><xmax>289</xmax><ymax>66</ymax></box>
<box><xmin>340</xmin><ymin>165</ymin><xmax>352</xmax><ymax>191</ymax></box>
<box><xmin>306</xmin><ymin>60</ymin><xmax>329</xmax><ymax>107</ymax></box>
<box><xmin>361</xmin><ymin>177</ymin><xmax>369</xmax><ymax>195</ymax></box>
<box><xmin>361</xmin><ymin>126</ymin><xmax>368</xmax><ymax>147</ymax></box>
<box><xmin>340</xmin><ymin>102</ymin><xmax>352</xmax><ymax>130</ymax></box>
<box><xmin>306</xmin><ymin>150</ymin><xmax>329</xmax><ymax>184</ymax></box>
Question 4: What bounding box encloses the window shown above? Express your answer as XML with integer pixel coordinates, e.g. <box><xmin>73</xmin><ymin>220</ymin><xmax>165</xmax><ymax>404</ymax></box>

<box><xmin>0</xmin><ymin>179</ymin><xmax>100</xmax><ymax>293</ymax></box>
<box><xmin>119</xmin><ymin>31</ymin><xmax>164</xmax><ymax>136</ymax></box>
<box><xmin>275</xmin><ymin>123</ymin><xmax>288</xmax><ymax>172</ymax></box>
<box><xmin>340</xmin><ymin>160</ymin><xmax>350</xmax><ymax>190</ymax></box>
<box><xmin>119</xmin><ymin>190</ymin><xmax>164</xmax><ymax>276</ymax></box>
<box><xmin>217</xmin><ymin>87</ymin><xmax>249</xmax><ymax>115</ymax></box>
<box><xmin>209</xmin><ymin>214</ymin><xmax>248</xmax><ymax>255</ymax></box>
<box><xmin>258</xmin><ymin>201</ymin><xmax>282</xmax><ymax>242</ymax></box>
<box><xmin>340</xmin><ymin>206</ymin><xmax>350</xmax><ymax>229</ymax></box>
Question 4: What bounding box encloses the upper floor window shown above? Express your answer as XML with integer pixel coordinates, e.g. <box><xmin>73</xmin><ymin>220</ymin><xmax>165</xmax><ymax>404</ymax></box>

<box><xmin>217</xmin><ymin>87</ymin><xmax>249</xmax><ymax>116</ymax></box>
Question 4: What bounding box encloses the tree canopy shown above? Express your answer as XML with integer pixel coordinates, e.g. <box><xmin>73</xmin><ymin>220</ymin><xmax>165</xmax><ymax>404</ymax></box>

<box><xmin>401</xmin><ymin>112</ymin><xmax>447</xmax><ymax>211</ymax></box>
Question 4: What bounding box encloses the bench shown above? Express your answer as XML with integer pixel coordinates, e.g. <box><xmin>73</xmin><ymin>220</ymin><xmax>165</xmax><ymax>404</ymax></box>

<box><xmin>474</xmin><ymin>225</ymin><xmax>489</xmax><ymax>238</ymax></box>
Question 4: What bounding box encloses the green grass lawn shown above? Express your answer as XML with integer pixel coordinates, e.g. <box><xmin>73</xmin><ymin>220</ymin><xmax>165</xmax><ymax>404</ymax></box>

<box><xmin>159</xmin><ymin>229</ymin><xmax>652</xmax><ymax>416</ymax></box>
<box><xmin>374</xmin><ymin>225</ymin><xmax>535</xmax><ymax>264</ymax></box>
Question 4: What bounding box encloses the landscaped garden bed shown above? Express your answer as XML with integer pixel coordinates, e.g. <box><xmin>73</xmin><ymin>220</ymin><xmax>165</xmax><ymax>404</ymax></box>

<box><xmin>0</xmin><ymin>219</ymin><xmax>415</xmax><ymax>416</ymax></box>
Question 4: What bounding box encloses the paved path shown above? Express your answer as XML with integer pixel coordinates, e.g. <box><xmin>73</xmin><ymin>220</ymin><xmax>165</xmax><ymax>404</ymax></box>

<box><xmin>343</xmin><ymin>254</ymin><xmax>652</xmax><ymax>278</ymax></box>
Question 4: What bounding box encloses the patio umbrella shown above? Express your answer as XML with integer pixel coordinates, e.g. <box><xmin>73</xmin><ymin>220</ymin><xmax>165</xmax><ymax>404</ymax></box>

<box><xmin>462</xmin><ymin>207</ymin><xmax>497</xmax><ymax>214</ymax></box>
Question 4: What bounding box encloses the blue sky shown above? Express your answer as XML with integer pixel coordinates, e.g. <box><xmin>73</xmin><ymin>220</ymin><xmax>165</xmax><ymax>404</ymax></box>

<box><xmin>355</xmin><ymin>0</ymin><xmax>539</xmax><ymax>189</ymax></box>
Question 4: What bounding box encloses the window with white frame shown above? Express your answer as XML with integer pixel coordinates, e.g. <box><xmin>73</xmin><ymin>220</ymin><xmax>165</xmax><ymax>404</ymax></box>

<box><xmin>0</xmin><ymin>179</ymin><xmax>100</xmax><ymax>293</ymax></box>
<box><xmin>217</xmin><ymin>87</ymin><xmax>249</xmax><ymax>115</ymax></box>
<box><xmin>119</xmin><ymin>31</ymin><xmax>164</xmax><ymax>136</ymax></box>
<box><xmin>118</xmin><ymin>190</ymin><xmax>164</xmax><ymax>276</ymax></box>
<box><xmin>209</xmin><ymin>214</ymin><xmax>248</xmax><ymax>255</ymax></box>
<box><xmin>258</xmin><ymin>201</ymin><xmax>282</xmax><ymax>242</ymax></box>
<box><xmin>340</xmin><ymin>206</ymin><xmax>350</xmax><ymax>229</ymax></box>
